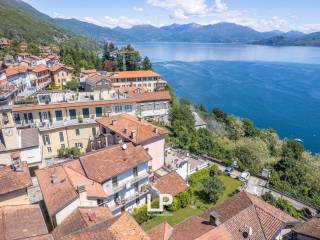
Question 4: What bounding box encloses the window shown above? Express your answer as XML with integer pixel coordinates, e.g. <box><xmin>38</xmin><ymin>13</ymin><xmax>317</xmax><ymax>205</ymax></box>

<box><xmin>69</xmin><ymin>109</ymin><xmax>76</xmax><ymax>120</ymax></box>
<box><xmin>55</xmin><ymin>110</ymin><xmax>63</xmax><ymax>121</ymax></box>
<box><xmin>75</xmin><ymin>142</ymin><xmax>83</xmax><ymax>148</ymax></box>
<box><xmin>47</xmin><ymin>147</ymin><xmax>52</xmax><ymax>153</ymax></box>
<box><xmin>114</xmin><ymin>192</ymin><xmax>119</xmax><ymax>201</ymax></box>
<box><xmin>125</xmin><ymin>105</ymin><xmax>132</xmax><ymax>112</ymax></box>
<box><xmin>135</xmin><ymin>198</ymin><xmax>140</xmax><ymax>205</ymax></box>
<box><xmin>43</xmin><ymin>135</ymin><xmax>51</xmax><ymax>145</ymax></box>
<box><xmin>134</xmin><ymin>182</ymin><xmax>139</xmax><ymax>192</ymax></box>
<box><xmin>75</xmin><ymin>129</ymin><xmax>80</xmax><ymax>136</ymax></box>
<box><xmin>61</xmin><ymin>144</ymin><xmax>65</xmax><ymax>148</ymax></box>
<box><xmin>59</xmin><ymin>132</ymin><xmax>64</xmax><ymax>142</ymax></box>
<box><xmin>112</xmin><ymin>176</ymin><xmax>118</xmax><ymax>187</ymax></box>
<box><xmin>92</xmin><ymin>127</ymin><xmax>97</xmax><ymax>137</ymax></box>
<box><xmin>114</xmin><ymin>105</ymin><xmax>123</xmax><ymax>113</ymax></box>
<box><xmin>95</xmin><ymin>107</ymin><xmax>102</xmax><ymax>117</ymax></box>
<box><xmin>82</xmin><ymin>108</ymin><xmax>89</xmax><ymax>118</ymax></box>
<box><xmin>133</xmin><ymin>167</ymin><xmax>138</xmax><ymax>177</ymax></box>
<box><xmin>13</xmin><ymin>113</ymin><xmax>21</xmax><ymax>124</ymax></box>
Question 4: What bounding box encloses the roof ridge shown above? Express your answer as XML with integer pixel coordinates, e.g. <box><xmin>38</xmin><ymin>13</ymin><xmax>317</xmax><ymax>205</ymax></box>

<box><xmin>253</xmin><ymin>205</ymin><xmax>268</xmax><ymax>240</ymax></box>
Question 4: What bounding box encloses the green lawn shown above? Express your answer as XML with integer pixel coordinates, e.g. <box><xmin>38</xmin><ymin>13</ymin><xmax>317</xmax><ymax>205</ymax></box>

<box><xmin>142</xmin><ymin>169</ymin><xmax>241</xmax><ymax>231</ymax></box>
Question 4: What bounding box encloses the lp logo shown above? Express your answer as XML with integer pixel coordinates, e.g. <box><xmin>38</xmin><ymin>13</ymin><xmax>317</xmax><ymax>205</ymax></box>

<box><xmin>147</xmin><ymin>194</ymin><xmax>173</xmax><ymax>212</ymax></box>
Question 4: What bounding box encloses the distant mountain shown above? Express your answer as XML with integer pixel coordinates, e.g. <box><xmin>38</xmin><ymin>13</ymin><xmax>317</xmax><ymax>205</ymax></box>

<box><xmin>253</xmin><ymin>32</ymin><xmax>320</xmax><ymax>47</ymax></box>
<box><xmin>3</xmin><ymin>0</ymin><xmax>320</xmax><ymax>47</ymax></box>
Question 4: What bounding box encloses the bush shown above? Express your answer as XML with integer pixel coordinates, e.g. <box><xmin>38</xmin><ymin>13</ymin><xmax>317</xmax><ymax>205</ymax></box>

<box><xmin>132</xmin><ymin>198</ymin><xmax>159</xmax><ymax>224</ymax></box>
<box><xmin>58</xmin><ymin>147</ymin><xmax>81</xmax><ymax>158</ymax></box>
<box><xmin>276</xmin><ymin>198</ymin><xmax>299</xmax><ymax>218</ymax></box>
<box><xmin>177</xmin><ymin>190</ymin><xmax>191</xmax><ymax>208</ymax></box>
<box><xmin>167</xmin><ymin>197</ymin><xmax>181</xmax><ymax>212</ymax></box>
<box><xmin>209</xmin><ymin>164</ymin><xmax>222</xmax><ymax>177</ymax></box>
<box><xmin>262</xmin><ymin>192</ymin><xmax>276</xmax><ymax>205</ymax></box>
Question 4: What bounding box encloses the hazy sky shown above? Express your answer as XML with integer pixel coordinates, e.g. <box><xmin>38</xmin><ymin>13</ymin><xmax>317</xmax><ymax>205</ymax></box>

<box><xmin>23</xmin><ymin>0</ymin><xmax>320</xmax><ymax>32</ymax></box>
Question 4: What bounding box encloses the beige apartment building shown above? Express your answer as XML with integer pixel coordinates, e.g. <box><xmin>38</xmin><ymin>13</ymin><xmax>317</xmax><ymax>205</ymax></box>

<box><xmin>50</xmin><ymin>64</ymin><xmax>73</xmax><ymax>87</ymax></box>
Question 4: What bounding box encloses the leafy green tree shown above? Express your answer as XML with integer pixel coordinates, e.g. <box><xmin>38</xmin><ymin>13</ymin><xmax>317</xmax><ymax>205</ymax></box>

<box><xmin>242</xmin><ymin>119</ymin><xmax>258</xmax><ymax>137</ymax></box>
<box><xmin>64</xmin><ymin>80</ymin><xmax>80</xmax><ymax>91</ymax></box>
<box><xmin>202</xmin><ymin>176</ymin><xmax>225</xmax><ymax>203</ymax></box>
<box><xmin>27</xmin><ymin>42</ymin><xmax>40</xmax><ymax>56</ymax></box>
<box><xmin>177</xmin><ymin>191</ymin><xmax>191</xmax><ymax>208</ymax></box>
<box><xmin>212</xmin><ymin>108</ymin><xmax>226</xmax><ymax>122</ymax></box>
<box><xmin>141</xmin><ymin>56</ymin><xmax>152</xmax><ymax>70</ymax></box>
<box><xmin>167</xmin><ymin>197</ymin><xmax>181</xmax><ymax>211</ymax></box>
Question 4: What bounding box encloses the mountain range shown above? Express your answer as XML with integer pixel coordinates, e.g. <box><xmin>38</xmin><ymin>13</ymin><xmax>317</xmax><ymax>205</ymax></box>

<box><xmin>1</xmin><ymin>0</ymin><xmax>320</xmax><ymax>47</ymax></box>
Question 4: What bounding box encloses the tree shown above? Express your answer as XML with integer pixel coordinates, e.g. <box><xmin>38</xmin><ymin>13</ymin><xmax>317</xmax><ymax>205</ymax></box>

<box><xmin>242</xmin><ymin>118</ymin><xmax>258</xmax><ymax>137</ymax></box>
<box><xmin>141</xmin><ymin>56</ymin><xmax>152</xmax><ymax>70</ymax></box>
<box><xmin>202</xmin><ymin>176</ymin><xmax>225</xmax><ymax>203</ymax></box>
<box><xmin>64</xmin><ymin>80</ymin><xmax>80</xmax><ymax>91</ymax></box>
<box><xmin>27</xmin><ymin>42</ymin><xmax>40</xmax><ymax>56</ymax></box>
<box><xmin>212</xmin><ymin>108</ymin><xmax>226</xmax><ymax>122</ymax></box>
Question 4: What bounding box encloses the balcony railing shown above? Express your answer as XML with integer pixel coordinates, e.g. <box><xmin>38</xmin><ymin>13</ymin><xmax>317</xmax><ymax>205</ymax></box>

<box><xmin>109</xmin><ymin>187</ymin><xmax>150</xmax><ymax>211</ymax></box>
<box><xmin>107</xmin><ymin>172</ymin><xmax>149</xmax><ymax>195</ymax></box>
<box><xmin>38</xmin><ymin>118</ymin><xmax>96</xmax><ymax>131</ymax></box>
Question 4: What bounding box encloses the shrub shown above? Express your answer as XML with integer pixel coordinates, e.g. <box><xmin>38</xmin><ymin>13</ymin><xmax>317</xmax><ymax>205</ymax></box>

<box><xmin>58</xmin><ymin>147</ymin><xmax>81</xmax><ymax>158</ymax></box>
<box><xmin>262</xmin><ymin>192</ymin><xmax>276</xmax><ymax>205</ymax></box>
<box><xmin>132</xmin><ymin>205</ymin><xmax>150</xmax><ymax>224</ymax></box>
<box><xmin>202</xmin><ymin>176</ymin><xmax>225</xmax><ymax>203</ymax></box>
<box><xmin>167</xmin><ymin>197</ymin><xmax>181</xmax><ymax>212</ymax></box>
<box><xmin>177</xmin><ymin>190</ymin><xmax>191</xmax><ymax>208</ymax></box>
<box><xmin>209</xmin><ymin>164</ymin><xmax>221</xmax><ymax>177</ymax></box>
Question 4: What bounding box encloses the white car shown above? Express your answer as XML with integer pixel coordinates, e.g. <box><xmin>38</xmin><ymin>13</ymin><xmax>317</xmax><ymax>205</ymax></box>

<box><xmin>239</xmin><ymin>171</ymin><xmax>250</xmax><ymax>182</ymax></box>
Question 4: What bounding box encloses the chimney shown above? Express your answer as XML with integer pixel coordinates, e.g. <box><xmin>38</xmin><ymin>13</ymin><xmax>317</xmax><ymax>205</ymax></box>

<box><xmin>111</xmin><ymin>119</ymin><xmax>117</xmax><ymax>125</ymax></box>
<box><xmin>131</xmin><ymin>130</ymin><xmax>137</xmax><ymax>139</ymax></box>
<box><xmin>154</xmin><ymin>128</ymin><xmax>159</xmax><ymax>134</ymax></box>
<box><xmin>77</xmin><ymin>185</ymin><xmax>88</xmax><ymax>206</ymax></box>
<box><xmin>51</xmin><ymin>174</ymin><xmax>57</xmax><ymax>184</ymax></box>
<box><xmin>124</xmin><ymin>128</ymin><xmax>129</xmax><ymax>134</ymax></box>
<box><xmin>88</xmin><ymin>211</ymin><xmax>97</xmax><ymax>222</ymax></box>
<box><xmin>209</xmin><ymin>212</ymin><xmax>221</xmax><ymax>226</ymax></box>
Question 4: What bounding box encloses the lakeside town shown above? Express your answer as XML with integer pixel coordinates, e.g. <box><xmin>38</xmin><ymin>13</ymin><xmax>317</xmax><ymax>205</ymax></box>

<box><xmin>0</xmin><ymin>37</ymin><xmax>319</xmax><ymax>240</ymax></box>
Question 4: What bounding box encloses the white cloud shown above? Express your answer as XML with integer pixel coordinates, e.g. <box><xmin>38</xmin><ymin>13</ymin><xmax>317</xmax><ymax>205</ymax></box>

<box><xmin>147</xmin><ymin>0</ymin><xmax>227</xmax><ymax>20</ymax></box>
<box><xmin>83</xmin><ymin>16</ymin><xmax>142</xmax><ymax>28</ymax></box>
<box><xmin>133</xmin><ymin>6</ymin><xmax>144</xmax><ymax>12</ymax></box>
<box><xmin>52</xmin><ymin>12</ymin><xmax>65</xmax><ymax>19</ymax></box>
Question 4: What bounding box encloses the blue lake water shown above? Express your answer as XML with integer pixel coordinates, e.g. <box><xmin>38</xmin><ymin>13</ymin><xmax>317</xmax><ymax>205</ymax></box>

<box><xmin>132</xmin><ymin>43</ymin><xmax>320</xmax><ymax>153</ymax></box>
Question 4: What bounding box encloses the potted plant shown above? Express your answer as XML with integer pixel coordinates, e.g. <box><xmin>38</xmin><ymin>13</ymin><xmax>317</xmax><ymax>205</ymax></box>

<box><xmin>78</xmin><ymin>115</ymin><xmax>83</xmax><ymax>123</ymax></box>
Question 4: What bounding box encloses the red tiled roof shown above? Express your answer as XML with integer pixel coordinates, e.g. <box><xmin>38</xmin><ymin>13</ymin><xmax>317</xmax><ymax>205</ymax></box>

<box><xmin>32</xmin><ymin>64</ymin><xmax>49</xmax><ymax>73</ymax></box>
<box><xmin>153</xmin><ymin>172</ymin><xmax>188</xmax><ymax>197</ymax></box>
<box><xmin>196</xmin><ymin>226</ymin><xmax>232</xmax><ymax>240</ymax></box>
<box><xmin>52</xmin><ymin>207</ymin><xmax>113</xmax><ymax>239</ymax></box>
<box><xmin>0</xmin><ymin>204</ymin><xmax>49</xmax><ymax>240</ymax></box>
<box><xmin>0</xmin><ymin>161</ymin><xmax>32</xmax><ymax>195</ymax></box>
<box><xmin>36</xmin><ymin>161</ymin><xmax>106</xmax><ymax>216</ymax></box>
<box><xmin>109</xmin><ymin>70</ymin><xmax>160</xmax><ymax>79</ymax></box>
<box><xmin>292</xmin><ymin>217</ymin><xmax>320</xmax><ymax>239</ymax></box>
<box><xmin>50</xmin><ymin>64</ymin><xmax>73</xmax><ymax>72</ymax></box>
<box><xmin>201</xmin><ymin>191</ymin><xmax>298</xmax><ymax>240</ymax></box>
<box><xmin>135</xmin><ymin>91</ymin><xmax>171</xmax><ymax>103</ymax></box>
<box><xmin>60</xmin><ymin>213</ymin><xmax>150</xmax><ymax>240</ymax></box>
<box><xmin>80</xmin><ymin>143</ymin><xmax>151</xmax><ymax>183</ymax></box>
<box><xmin>5</xmin><ymin>65</ymin><xmax>29</xmax><ymax>77</ymax></box>
<box><xmin>148</xmin><ymin>222</ymin><xmax>173</xmax><ymax>240</ymax></box>
<box><xmin>96</xmin><ymin>113</ymin><xmax>168</xmax><ymax>145</ymax></box>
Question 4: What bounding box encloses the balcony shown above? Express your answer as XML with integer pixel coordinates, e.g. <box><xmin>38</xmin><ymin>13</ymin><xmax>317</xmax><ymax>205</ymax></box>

<box><xmin>16</xmin><ymin>80</ymin><xmax>51</xmax><ymax>100</ymax></box>
<box><xmin>107</xmin><ymin>172</ymin><xmax>149</xmax><ymax>195</ymax></box>
<box><xmin>109</xmin><ymin>186</ymin><xmax>151</xmax><ymax>212</ymax></box>
<box><xmin>38</xmin><ymin>118</ymin><xmax>96</xmax><ymax>131</ymax></box>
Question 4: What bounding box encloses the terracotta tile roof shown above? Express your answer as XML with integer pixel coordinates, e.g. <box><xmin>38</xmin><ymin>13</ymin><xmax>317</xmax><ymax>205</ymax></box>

<box><xmin>118</xmin><ymin>87</ymin><xmax>148</xmax><ymax>97</ymax></box>
<box><xmin>17</xmin><ymin>52</ymin><xmax>31</xmax><ymax>57</ymax></box>
<box><xmin>135</xmin><ymin>91</ymin><xmax>171</xmax><ymax>103</ymax></box>
<box><xmin>96</xmin><ymin>113</ymin><xmax>168</xmax><ymax>145</ymax></box>
<box><xmin>50</xmin><ymin>64</ymin><xmax>73</xmax><ymax>72</ymax></box>
<box><xmin>32</xmin><ymin>64</ymin><xmax>49</xmax><ymax>73</ymax></box>
<box><xmin>24</xmin><ymin>235</ymin><xmax>54</xmax><ymax>240</ymax></box>
<box><xmin>60</xmin><ymin>212</ymin><xmax>150</xmax><ymax>240</ymax></box>
<box><xmin>0</xmin><ymin>161</ymin><xmax>32</xmax><ymax>195</ymax></box>
<box><xmin>195</xmin><ymin>226</ymin><xmax>232</xmax><ymax>240</ymax></box>
<box><xmin>0</xmin><ymin>204</ymin><xmax>49</xmax><ymax>240</ymax></box>
<box><xmin>201</xmin><ymin>191</ymin><xmax>298</xmax><ymax>240</ymax></box>
<box><xmin>81</xmin><ymin>69</ymin><xmax>97</xmax><ymax>75</ymax></box>
<box><xmin>170</xmin><ymin>216</ymin><xmax>214</xmax><ymax>240</ymax></box>
<box><xmin>153</xmin><ymin>172</ymin><xmax>188</xmax><ymax>197</ymax></box>
<box><xmin>80</xmin><ymin>143</ymin><xmax>151</xmax><ymax>183</ymax></box>
<box><xmin>292</xmin><ymin>217</ymin><xmax>320</xmax><ymax>239</ymax></box>
<box><xmin>36</xmin><ymin>162</ymin><xmax>105</xmax><ymax>216</ymax></box>
<box><xmin>109</xmin><ymin>70</ymin><xmax>160</xmax><ymax>79</ymax></box>
<box><xmin>52</xmin><ymin>207</ymin><xmax>113</xmax><ymax>239</ymax></box>
<box><xmin>5</xmin><ymin>65</ymin><xmax>29</xmax><ymax>77</ymax></box>
<box><xmin>148</xmin><ymin>222</ymin><xmax>173</xmax><ymax>240</ymax></box>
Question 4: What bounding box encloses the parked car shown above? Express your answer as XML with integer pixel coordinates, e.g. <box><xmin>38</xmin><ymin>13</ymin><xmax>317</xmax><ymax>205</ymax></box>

<box><xmin>239</xmin><ymin>171</ymin><xmax>250</xmax><ymax>182</ymax></box>
<box><xmin>224</xmin><ymin>166</ymin><xmax>234</xmax><ymax>175</ymax></box>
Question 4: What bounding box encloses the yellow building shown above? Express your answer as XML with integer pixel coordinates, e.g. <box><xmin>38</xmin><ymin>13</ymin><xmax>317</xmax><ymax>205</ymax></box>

<box><xmin>50</xmin><ymin>64</ymin><xmax>74</xmax><ymax>87</ymax></box>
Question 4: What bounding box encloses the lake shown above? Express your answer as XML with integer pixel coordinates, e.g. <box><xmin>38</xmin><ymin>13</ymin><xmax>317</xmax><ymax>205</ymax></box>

<box><xmin>131</xmin><ymin>42</ymin><xmax>320</xmax><ymax>153</ymax></box>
